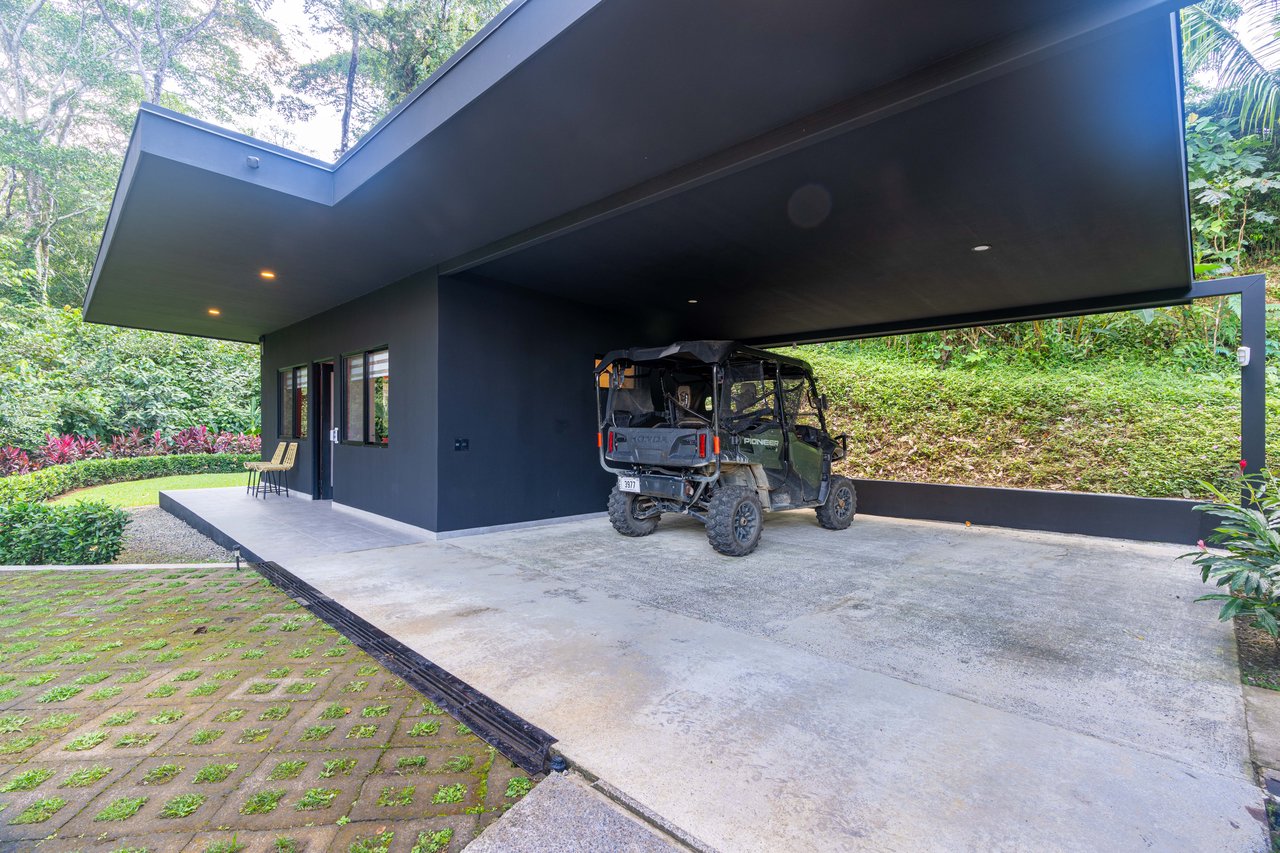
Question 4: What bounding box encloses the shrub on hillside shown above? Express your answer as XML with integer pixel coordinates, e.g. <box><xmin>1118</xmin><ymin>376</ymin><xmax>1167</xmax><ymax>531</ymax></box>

<box><xmin>0</xmin><ymin>454</ymin><xmax>255</xmax><ymax>506</ymax></box>
<box><xmin>0</xmin><ymin>501</ymin><xmax>128</xmax><ymax>565</ymax></box>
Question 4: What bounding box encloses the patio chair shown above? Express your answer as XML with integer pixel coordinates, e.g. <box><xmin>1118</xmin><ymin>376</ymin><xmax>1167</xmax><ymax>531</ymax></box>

<box><xmin>245</xmin><ymin>442</ymin><xmax>289</xmax><ymax>497</ymax></box>
<box><xmin>256</xmin><ymin>441</ymin><xmax>299</xmax><ymax>498</ymax></box>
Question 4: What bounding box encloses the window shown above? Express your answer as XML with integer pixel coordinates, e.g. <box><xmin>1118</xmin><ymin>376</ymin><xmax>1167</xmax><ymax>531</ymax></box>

<box><xmin>344</xmin><ymin>348</ymin><xmax>389</xmax><ymax>445</ymax></box>
<box><xmin>278</xmin><ymin>366</ymin><xmax>308</xmax><ymax>439</ymax></box>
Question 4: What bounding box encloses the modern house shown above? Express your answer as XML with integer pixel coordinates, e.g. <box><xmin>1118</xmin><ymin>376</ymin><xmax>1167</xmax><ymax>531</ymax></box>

<box><xmin>85</xmin><ymin>0</ymin><xmax>1222</xmax><ymax>539</ymax></box>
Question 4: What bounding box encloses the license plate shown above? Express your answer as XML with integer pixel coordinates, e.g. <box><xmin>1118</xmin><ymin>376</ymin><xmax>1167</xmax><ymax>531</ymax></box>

<box><xmin>618</xmin><ymin>476</ymin><xmax>640</xmax><ymax>493</ymax></box>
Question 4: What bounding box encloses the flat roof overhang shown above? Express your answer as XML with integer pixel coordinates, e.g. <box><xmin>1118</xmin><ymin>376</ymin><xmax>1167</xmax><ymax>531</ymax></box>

<box><xmin>85</xmin><ymin>0</ymin><xmax>1193</xmax><ymax>344</ymax></box>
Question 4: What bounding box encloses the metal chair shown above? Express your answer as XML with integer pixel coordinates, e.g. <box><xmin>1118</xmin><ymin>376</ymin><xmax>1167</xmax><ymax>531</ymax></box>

<box><xmin>245</xmin><ymin>442</ymin><xmax>288</xmax><ymax>496</ymax></box>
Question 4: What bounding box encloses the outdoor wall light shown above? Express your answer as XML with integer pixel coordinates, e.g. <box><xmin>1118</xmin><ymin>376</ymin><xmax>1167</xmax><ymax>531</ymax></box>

<box><xmin>259</xmin><ymin>270</ymin><xmax>276</xmax><ymax>280</ymax></box>
<box><xmin>971</xmin><ymin>245</ymin><xmax>992</xmax><ymax>252</ymax></box>
<box><xmin>207</xmin><ymin>308</ymin><xmax>221</xmax><ymax>316</ymax></box>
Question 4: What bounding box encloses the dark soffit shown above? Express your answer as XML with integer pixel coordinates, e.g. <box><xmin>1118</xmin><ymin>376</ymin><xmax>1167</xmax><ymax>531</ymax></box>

<box><xmin>84</xmin><ymin>0</ymin><xmax>1191</xmax><ymax>344</ymax></box>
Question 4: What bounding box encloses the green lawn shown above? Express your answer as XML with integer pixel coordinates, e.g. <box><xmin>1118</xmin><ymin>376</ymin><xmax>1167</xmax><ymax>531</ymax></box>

<box><xmin>52</xmin><ymin>472</ymin><xmax>245</xmax><ymax>507</ymax></box>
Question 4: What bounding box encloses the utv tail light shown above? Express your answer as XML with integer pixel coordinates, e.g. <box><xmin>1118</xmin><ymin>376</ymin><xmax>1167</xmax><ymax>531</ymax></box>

<box><xmin>608</xmin><ymin>431</ymin><xmax>616</xmax><ymax>453</ymax></box>
<box><xmin>597</xmin><ymin>432</ymin><xmax>603</xmax><ymax>448</ymax></box>
<box><xmin>713</xmin><ymin>435</ymin><xmax>721</xmax><ymax>456</ymax></box>
<box><xmin>698</xmin><ymin>433</ymin><xmax>707</xmax><ymax>458</ymax></box>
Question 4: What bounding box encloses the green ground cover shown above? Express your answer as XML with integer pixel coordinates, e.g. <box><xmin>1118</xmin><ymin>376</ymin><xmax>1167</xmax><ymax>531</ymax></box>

<box><xmin>798</xmin><ymin>345</ymin><xmax>1276</xmax><ymax>500</ymax></box>
<box><xmin>52</xmin><ymin>473</ymin><xmax>245</xmax><ymax>507</ymax></box>
<box><xmin>0</xmin><ymin>568</ymin><xmax>538</xmax><ymax>850</ymax></box>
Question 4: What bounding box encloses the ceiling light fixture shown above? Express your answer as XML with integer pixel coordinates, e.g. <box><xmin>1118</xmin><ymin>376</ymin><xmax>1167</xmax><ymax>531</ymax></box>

<box><xmin>259</xmin><ymin>270</ymin><xmax>276</xmax><ymax>279</ymax></box>
<box><xmin>971</xmin><ymin>245</ymin><xmax>992</xmax><ymax>252</ymax></box>
<box><xmin>207</xmin><ymin>308</ymin><xmax>221</xmax><ymax>316</ymax></box>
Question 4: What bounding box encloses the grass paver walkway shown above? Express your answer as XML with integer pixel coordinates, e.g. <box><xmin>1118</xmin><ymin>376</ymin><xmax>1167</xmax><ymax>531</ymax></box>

<box><xmin>0</xmin><ymin>567</ymin><xmax>537</xmax><ymax>852</ymax></box>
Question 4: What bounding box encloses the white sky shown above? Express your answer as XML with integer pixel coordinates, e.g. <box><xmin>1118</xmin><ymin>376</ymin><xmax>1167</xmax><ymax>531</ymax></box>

<box><xmin>256</xmin><ymin>0</ymin><xmax>346</xmax><ymax>161</ymax></box>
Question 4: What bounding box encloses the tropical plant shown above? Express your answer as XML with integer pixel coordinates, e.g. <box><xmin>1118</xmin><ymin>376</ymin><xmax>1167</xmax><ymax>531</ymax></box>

<box><xmin>1183</xmin><ymin>469</ymin><xmax>1280</xmax><ymax>635</ymax></box>
<box><xmin>1187</xmin><ymin>114</ymin><xmax>1280</xmax><ymax>272</ymax></box>
<box><xmin>1183</xmin><ymin>0</ymin><xmax>1280</xmax><ymax>137</ymax></box>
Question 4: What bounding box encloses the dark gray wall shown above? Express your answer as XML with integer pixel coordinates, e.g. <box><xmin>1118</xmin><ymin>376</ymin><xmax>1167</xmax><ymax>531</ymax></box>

<box><xmin>261</xmin><ymin>270</ymin><xmax>439</xmax><ymax>530</ymax></box>
<box><xmin>434</xmin><ymin>274</ymin><xmax>624</xmax><ymax>532</ymax></box>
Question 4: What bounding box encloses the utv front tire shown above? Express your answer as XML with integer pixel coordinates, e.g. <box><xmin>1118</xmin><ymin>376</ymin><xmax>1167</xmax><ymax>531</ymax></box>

<box><xmin>706</xmin><ymin>486</ymin><xmax>763</xmax><ymax>557</ymax></box>
<box><xmin>816</xmin><ymin>476</ymin><xmax>856</xmax><ymax>530</ymax></box>
<box><xmin>608</xmin><ymin>486</ymin><xmax>659</xmax><ymax>537</ymax></box>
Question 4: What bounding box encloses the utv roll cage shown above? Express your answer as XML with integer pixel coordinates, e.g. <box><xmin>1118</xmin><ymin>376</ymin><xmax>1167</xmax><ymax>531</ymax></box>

<box><xmin>594</xmin><ymin>340</ymin><xmax>842</xmax><ymax>478</ymax></box>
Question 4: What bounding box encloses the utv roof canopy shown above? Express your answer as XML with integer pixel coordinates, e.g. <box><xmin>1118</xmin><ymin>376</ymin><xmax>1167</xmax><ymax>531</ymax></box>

<box><xmin>595</xmin><ymin>341</ymin><xmax>813</xmax><ymax>374</ymax></box>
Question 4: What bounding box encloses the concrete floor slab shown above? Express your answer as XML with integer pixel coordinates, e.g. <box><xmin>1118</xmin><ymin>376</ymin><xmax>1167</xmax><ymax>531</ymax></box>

<box><xmin>467</xmin><ymin>771</ymin><xmax>680</xmax><ymax>852</ymax></box>
<box><xmin>162</xmin><ymin>489</ymin><xmax>1268</xmax><ymax>851</ymax></box>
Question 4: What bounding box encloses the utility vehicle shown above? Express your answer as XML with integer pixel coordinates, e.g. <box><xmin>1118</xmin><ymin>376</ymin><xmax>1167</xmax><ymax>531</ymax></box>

<box><xmin>595</xmin><ymin>340</ymin><xmax>855</xmax><ymax>556</ymax></box>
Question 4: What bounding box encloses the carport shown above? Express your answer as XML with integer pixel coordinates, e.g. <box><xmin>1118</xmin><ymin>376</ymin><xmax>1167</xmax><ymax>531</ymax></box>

<box><xmin>84</xmin><ymin>0</ymin><xmax>1264</xmax><ymax>542</ymax></box>
<box><xmin>164</xmin><ymin>487</ymin><xmax>1265</xmax><ymax>850</ymax></box>
<box><xmin>88</xmin><ymin>0</ymin><xmax>1271</xmax><ymax>846</ymax></box>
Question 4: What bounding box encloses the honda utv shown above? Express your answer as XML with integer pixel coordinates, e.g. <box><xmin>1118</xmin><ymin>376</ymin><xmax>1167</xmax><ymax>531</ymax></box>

<box><xmin>595</xmin><ymin>341</ymin><xmax>855</xmax><ymax>556</ymax></box>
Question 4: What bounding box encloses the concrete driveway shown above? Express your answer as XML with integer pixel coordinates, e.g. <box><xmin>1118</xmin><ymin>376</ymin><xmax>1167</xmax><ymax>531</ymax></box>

<box><xmin>166</xmin><ymin>491</ymin><xmax>1268</xmax><ymax>851</ymax></box>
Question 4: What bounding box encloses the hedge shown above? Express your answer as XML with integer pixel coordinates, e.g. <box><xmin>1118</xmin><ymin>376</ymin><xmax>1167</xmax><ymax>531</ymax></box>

<box><xmin>0</xmin><ymin>454</ymin><xmax>253</xmax><ymax>564</ymax></box>
<box><xmin>0</xmin><ymin>453</ymin><xmax>255</xmax><ymax>507</ymax></box>
<box><xmin>0</xmin><ymin>501</ymin><xmax>129</xmax><ymax>565</ymax></box>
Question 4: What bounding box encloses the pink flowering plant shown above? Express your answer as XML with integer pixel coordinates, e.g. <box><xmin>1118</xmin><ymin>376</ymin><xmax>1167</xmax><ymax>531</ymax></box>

<box><xmin>0</xmin><ymin>428</ymin><xmax>261</xmax><ymax>478</ymax></box>
<box><xmin>1184</xmin><ymin>466</ymin><xmax>1280</xmax><ymax>636</ymax></box>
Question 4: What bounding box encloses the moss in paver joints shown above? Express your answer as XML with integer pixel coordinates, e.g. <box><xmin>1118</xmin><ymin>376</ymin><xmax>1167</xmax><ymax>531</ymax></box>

<box><xmin>269</xmin><ymin>759</ymin><xmax>307</xmax><ymax>780</ymax></box>
<box><xmin>241</xmin><ymin>788</ymin><xmax>286</xmax><ymax>814</ymax></box>
<box><xmin>159</xmin><ymin>792</ymin><xmax>205</xmax><ymax>818</ymax></box>
<box><xmin>320</xmin><ymin>757</ymin><xmax>357</xmax><ymax>778</ymax></box>
<box><xmin>190</xmin><ymin>728</ymin><xmax>225</xmax><ymax>745</ymax></box>
<box><xmin>432</xmin><ymin>783</ymin><xmax>466</xmax><ymax>805</ymax></box>
<box><xmin>1</xmin><ymin>767</ymin><xmax>55</xmax><ymax>791</ymax></box>
<box><xmin>411</xmin><ymin>829</ymin><xmax>453</xmax><ymax>853</ymax></box>
<box><xmin>61</xmin><ymin>764</ymin><xmax>112</xmax><ymax>787</ymax></box>
<box><xmin>0</xmin><ymin>568</ymin><xmax>538</xmax><ymax>847</ymax></box>
<box><xmin>300</xmin><ymin>724</ymin><xmax>335</xmax><ymax>741</ymax></box>
<box><xmin>142</xmin><ymin>763</ymin><xmax>183</xmax><ymax>784</ymax></box>
<box><xmin>10</xmin><ymin>795</ymin><xmax>67</xmax><ymax>824</ymax></box>
<box><xmin>65</xmin><ymin>730</ymin><xmax>107</xmax><ymax>750</ymax></box>
<box><xmin>94</xmin><ymin>795</ymin><xmax>147</xmax><ymax>821</ymax></box>
<box><xmin>194</xmin><ymin>761</ymin><xmax>238</xmax><ymax>783</ymax></box>
<box><xmin>295</xmin><ymin>787</ymin><xmax>339</xmax><ymax>810</ymax></box>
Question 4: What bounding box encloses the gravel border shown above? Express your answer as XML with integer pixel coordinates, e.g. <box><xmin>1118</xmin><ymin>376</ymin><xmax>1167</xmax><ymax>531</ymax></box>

<box><xmin>113</xmin><ymin>505</ymin><xmax>232</xmax><ymax>564</ymax></box>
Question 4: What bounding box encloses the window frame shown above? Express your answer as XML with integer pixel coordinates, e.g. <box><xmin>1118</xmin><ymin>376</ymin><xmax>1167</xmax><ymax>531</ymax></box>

<box><xmin>277</xmin><ymin>364</ymin><xmax>309</xmax><ymax>440</ymax></box>
<box><xmin>341</xmin><ymin>346</ymin><xmax>390</xmax><ymax>447</ymax></box>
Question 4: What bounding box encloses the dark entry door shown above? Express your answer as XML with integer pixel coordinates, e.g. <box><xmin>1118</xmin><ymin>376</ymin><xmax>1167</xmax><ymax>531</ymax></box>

<box><xmin>315</xmin><ymin>361</ymin><xmax>335</xmax><ymax>499</ymax></box>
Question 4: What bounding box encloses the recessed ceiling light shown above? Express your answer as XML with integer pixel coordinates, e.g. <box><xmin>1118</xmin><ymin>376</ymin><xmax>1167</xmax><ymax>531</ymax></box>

<box><xmin>259</xmin><ymin>270</ymin><xmax>276</xmax><ymax>279</ymax></box>
<box><xmin>688</xmin><ymin>299</ymin><xmax>698</xmax><ymax>304</ymax></box>
<box><xmin>207</xmin><ymin>308</ymin><xmax>221</xmax><ymax>316</ymax></box>
<box><xmin>971</xmin><ymin>245</ymin><xmax>992</xmax><ymax>252</ymax></box>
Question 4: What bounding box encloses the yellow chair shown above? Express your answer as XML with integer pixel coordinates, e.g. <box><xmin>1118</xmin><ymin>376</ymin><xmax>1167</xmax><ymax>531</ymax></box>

<box><xmin>256</xmin><ymin>442</ymin><xmax>299</xmax><ymax>498</ymax></box>
<box><xmin>245</xmin><ymin>442</ymin><xmax>288</xmax><ymax>496</ymax></box>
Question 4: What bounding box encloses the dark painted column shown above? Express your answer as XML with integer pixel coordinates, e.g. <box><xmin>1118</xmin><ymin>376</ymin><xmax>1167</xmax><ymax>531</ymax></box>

<box><xmin>1239</xmin><ymin>275</ymin><xmax>1267</xmax><ymax>480</ymax></box>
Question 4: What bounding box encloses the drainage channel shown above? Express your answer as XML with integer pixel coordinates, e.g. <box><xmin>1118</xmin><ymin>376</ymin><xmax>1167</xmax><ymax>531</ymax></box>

<box><xmin>253</xmin><ymin>560</ymin><xmax>557</xmax><ymax>775</ymax></box>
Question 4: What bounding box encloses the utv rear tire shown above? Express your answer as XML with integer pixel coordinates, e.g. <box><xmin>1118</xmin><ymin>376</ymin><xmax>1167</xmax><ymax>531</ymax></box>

<box><xmin>706</xmin><ymin>486</ymin><xmax>763</xmax><ymax>557</ymax></box>
<box><xmin>608</xmin><ymin>486</ymin><xmax>659</xmax><ymax>537</ymax></box>
<box><xmin>816</xmin><ymin>476</ymin><xmax>856</xmax><ymax>530</ymax></box>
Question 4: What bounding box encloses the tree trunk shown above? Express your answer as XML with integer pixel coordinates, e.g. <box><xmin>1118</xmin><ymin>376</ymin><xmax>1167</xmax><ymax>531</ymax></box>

<box><xmin>340</xmin><ymin>29</ymin><xmax>359</xmax><ymax>155</ymax></box>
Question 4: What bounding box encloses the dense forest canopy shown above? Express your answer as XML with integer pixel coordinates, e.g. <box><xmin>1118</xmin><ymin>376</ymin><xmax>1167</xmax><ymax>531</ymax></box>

<box><xmin>1</xmin><ymin>0</ymin><xmax>1280</xmax><ymax>474</ymax></box>
<box><xmin>0</xmin><ymin>0</ymin><xmax>504</xmax><ymax>447</ymax></box>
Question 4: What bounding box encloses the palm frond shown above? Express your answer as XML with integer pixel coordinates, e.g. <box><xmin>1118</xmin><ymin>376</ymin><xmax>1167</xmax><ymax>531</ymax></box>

<box><xmin>1183</xmin><ymin>2</ymin><xmax>1280</xmax><ymax>135</ymax></box>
